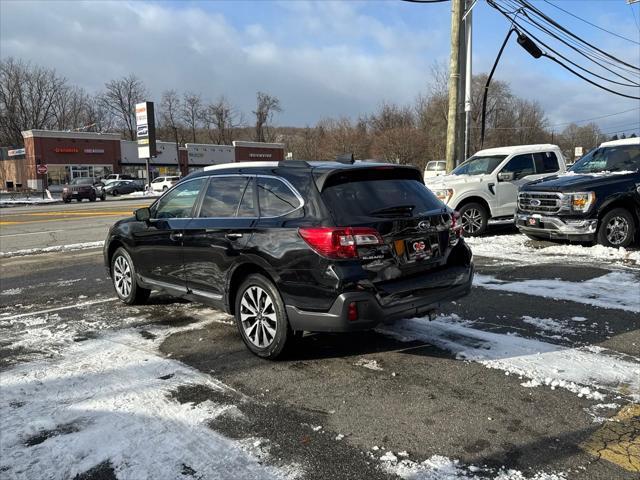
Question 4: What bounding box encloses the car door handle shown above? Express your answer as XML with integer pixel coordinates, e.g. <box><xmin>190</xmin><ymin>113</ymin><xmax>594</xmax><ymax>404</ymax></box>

<box><xmin>225</xmin><ymin>233</ymin><xmax>243</xmax><ymax>240</ymax></box>
<box><xmin>170</xmin><ymin>232</ymin><xmax>184</xmax><ymax>241</ymax></box>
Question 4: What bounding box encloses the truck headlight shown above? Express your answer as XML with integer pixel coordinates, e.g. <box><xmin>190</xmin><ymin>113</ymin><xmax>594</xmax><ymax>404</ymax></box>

<box><xmin>571</xmin><ymin>192</ymin><xmax>595</xmax><ymax>212</ymax></box>
<box><xmin>62</xmin><ymin>187</ymin><xmax>69</xmax><ymax>193</ymax></box>
<box><xmin>433</xmin><ymin>188</ymin><xmax>454</xmax><ymax>204</ymax></box>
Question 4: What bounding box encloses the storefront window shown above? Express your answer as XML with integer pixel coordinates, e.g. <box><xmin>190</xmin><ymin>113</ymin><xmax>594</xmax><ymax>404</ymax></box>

<box><xmin>46</xmin><ymin>165</ymin><xmax>71</xmax><ymax>186</ymax></box>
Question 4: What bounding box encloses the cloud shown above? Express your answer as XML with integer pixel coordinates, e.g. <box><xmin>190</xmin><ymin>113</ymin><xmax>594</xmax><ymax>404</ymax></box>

<box><xmin>0</xmin><ymin>0</ymin><xmax>637</xmax><ymax>133</ymax></box>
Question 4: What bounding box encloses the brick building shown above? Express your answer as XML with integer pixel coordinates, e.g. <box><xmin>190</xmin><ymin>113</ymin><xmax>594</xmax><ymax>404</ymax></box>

<box><xmin>0</xmin><ymin>130</ymin><xmax>286</xmax><ymax>191</ymax></box>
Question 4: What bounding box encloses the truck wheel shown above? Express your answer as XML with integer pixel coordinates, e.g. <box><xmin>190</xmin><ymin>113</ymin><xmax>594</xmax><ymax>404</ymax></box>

<box><xmin>597</xmin><ymin>208</ymin><xmax>635</xmax><ymax>248</ymax></box>
<box><xmin>63</xmin><ymin>198</ymin><xmax>71</xmax><ymax>203</ymax></box>
<box><xmin>89</xmin><ymin>194</ymin><xmax>96</xmax><ymax>202</ymax></box>
<box><xmin>234</xmin><ymin>274</ymin><xmax>293</xmax><ymax>360</ymax></box>
<box><xmin>458</xmin><ymin>202</ymin><xmax>488</xmax><ymax>236</ymax></box>
<box><xmin>101</xmin><ymin>194</ymin><xmax>106</xmax><ymax>201</ymax></box>
<box><xmin>76</xmin><ymin>198</ymin><xmax>82</xmax><ymax>202</ymax></box>
<box><xmin>111</xmin><ymin>247</ymin><xmax>150</xmax><ymax>305</ymax></box>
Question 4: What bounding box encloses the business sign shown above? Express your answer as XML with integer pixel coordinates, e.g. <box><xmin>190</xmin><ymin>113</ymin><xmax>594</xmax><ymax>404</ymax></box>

<box><xmin>574</xmin><ymin>146</ymin><xmax>583</xmax><ymax>158</ymax></box>
<box><xmin>84</xmin><ymin>148</ymin><xmax>105</xmax><ymax>154</ymax></box>
<box><xmin>8</xmin><ymin>148</ymin><xmax>26</xmax><ymax>157</ymax></box>
<box><xmin>54</xmin><ymin>147</ymin><xmax>79</xmax><ymax>153</ymax></box>
<box><xmin>136</xmin><ymin>101</ymin><xmax>156</xmax><ymax>159</ymax></box>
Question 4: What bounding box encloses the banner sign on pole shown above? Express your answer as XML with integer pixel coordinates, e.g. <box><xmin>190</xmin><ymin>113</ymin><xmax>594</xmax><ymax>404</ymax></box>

<box><xmin>135</xmin><ymin>102</ymin><xmax>157</xmax><ymax>159</ymax></box>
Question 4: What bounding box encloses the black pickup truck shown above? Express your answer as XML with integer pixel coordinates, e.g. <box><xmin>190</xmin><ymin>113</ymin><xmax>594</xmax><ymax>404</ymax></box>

<box><xmin>515</xmin><ymin>138</ymin><xmax>640</xmax><ymax>247</ymax></box>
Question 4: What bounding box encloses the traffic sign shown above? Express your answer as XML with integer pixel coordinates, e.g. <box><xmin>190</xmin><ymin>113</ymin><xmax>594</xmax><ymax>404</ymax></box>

<box><xmin>36</xmin><ymin>164</ymin><xmax>48</xmax><ymax>175</ymax></box>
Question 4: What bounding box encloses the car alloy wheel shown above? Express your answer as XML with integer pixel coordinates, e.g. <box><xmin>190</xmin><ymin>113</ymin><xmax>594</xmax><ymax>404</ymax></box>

<box><xmin>461</xmin><ymin>208</ymin><xmax>483</xmax><ymax>234</ymax></box>
<box><xmin>605</xmin><ymin>215</ymin><xmax>629</xmax><ymax>246</ymax></box>
<box><xmin>240</xmin><ymin>286</ymin><xmax>278</xmax><ymax>348</ymax></box>
<box><xmin>113</xmin><ymin>255</ymin><xmax>133</xmax><ymax>298</ymax></box>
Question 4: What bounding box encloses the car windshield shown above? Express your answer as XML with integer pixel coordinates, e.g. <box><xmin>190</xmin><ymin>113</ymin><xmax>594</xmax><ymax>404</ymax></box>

<box><xmin>70</xmin><ymin>178</ymin><xmax>93</xmax><ymax>185</ymax></box>
<box><xmin>570</xmin><ymin>144</ymin><xmax>640</xmax><ymax>174</ymax></box>
<box><xmin>451</xmin><ymin>155</ymin><xmax>506</xmax><ymax>176</ymax></box>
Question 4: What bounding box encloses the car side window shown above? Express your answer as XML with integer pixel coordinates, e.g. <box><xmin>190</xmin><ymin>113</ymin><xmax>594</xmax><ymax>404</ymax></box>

<box><xmin>534</xmin><ymin>152</ymin><xmax>560</xmax><ymax>173</ymax></box>
<box><xmin>199</xmin><ymin>176</ymin><xmax>254</xmax><ymax>218</ymax></box>
<box><xmin>154</xmin><ymin>178</ymin><xmax>206</xmax><ymax>219</ymax></box>
<box><xmin>502</xmin><ymin>154</ymin><xmax>535</xmax><ymax>179</ymax></box>
<box><xmin>257</xmin><ymin>177</ymin><xmax>301</xmax><ymax>217</ymax></box>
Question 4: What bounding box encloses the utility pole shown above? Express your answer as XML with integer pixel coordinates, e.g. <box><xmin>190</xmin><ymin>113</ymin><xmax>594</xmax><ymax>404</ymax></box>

<box><xmin>445</xmin><ymin>0</ymin><xmax>464</xmax><ymax>172</ymax></box>
<box><xmin>463</xmin><ymin>0</ymin><xmax>473</xmax><ymax>161</ymax></box>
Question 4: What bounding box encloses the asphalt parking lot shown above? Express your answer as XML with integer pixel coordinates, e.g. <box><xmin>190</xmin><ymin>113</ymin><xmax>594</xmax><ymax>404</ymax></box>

<box><xmin>1</xmin><ymin>223</ymin><xmax>638</xmax><ymax>480</ymax></box>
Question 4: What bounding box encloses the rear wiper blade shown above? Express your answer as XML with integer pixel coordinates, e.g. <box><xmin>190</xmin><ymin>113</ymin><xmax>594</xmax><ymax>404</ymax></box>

<box><xmin>369</xmin><ymin>204</ymin><xmax>415</xmax><ymax>216</ymax></box>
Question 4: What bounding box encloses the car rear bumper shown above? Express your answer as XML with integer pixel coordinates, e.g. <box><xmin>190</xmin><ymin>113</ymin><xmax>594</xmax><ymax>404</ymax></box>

<box><xmin>515</xmin><ymin>213</ymin><xmax>597</xmax><ymax>241</ymax></box>
<box><xmin>285</xmin><ymin>264</ymin><xmax>474</xmax><ymax>332</ymax></box>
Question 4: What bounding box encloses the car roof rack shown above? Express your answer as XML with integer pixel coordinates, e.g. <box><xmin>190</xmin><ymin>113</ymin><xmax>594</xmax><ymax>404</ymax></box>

<box><xmin>335</xmin><ymin>153</ymin><xmax>355</xmax><ymax>164</ymax></box>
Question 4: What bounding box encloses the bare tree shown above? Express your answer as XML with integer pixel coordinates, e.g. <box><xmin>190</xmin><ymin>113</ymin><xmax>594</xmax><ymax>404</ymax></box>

<box><xmin>181</xmin><ymin>92</ymin><xmax>203</xmax><ymax>143</ymax></box>
<box><xmin>253</xmin><ymin>91</ymin><xmax>282</xmax><ymax>142</ymax></box>
<box><xmin>0</xmin><ymin>58</ymin><xmax>67</xmax><ymax>145</ymax></box>
<box><xmin>204</xmin><ymin>96</ymin><xmax>244</xmax><ymax>145</ymax></box>
<box><xmin>52</xmin><ymin>85</ymin><xmax>93</xmax><ymax>131</ymax></box>
<box><xmin>99</xmin><ymin>74</ymin><xmax>147</xmax><ymax>140</ymax></box>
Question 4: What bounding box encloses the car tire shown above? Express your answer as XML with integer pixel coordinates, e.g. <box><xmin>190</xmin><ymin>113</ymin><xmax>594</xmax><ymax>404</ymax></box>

<box><xmin>458</xmin><ymin>202</ymin><xmax>488</xmax><ymax>236</ymax></box>
<box><xmin>162</xmin><ymin>186</ymin><xmax>168</xmax><ymax>192</ymax></box>
<box><xmin>234</xmin><ymin>274</ymin><xmax>293</xmax><ymax>359</ymax></box>
<box><xmin>63</xmin><ymin>198</ymin><xmax>71</xmax><ymax>203</ymax></box>
<box><xmin>101</xmin><ymin>194</ymin><xmax>106</xmax><ymax>201</ymax></box>
<box><xmin>89</xmin><ymin>194</ymin><xmax>96</xmax><ymax>202</ymax></box>
<box><xmin>76</xmin><ymin>198</ymin><xmax>82</xmax><ymax>202</ymax></box>
<box><xmin>112</xmin><ymin>190</ymin><xmax>118</xmax><ymax>196</ymax></box>
<box><xmin>597</xmin><ymin>208</ymin><xmax>635</xmax><ymax>248</ymax></box>
<box><xmin>111</xmin><ymin>247</ymin><xmax>150</xmax><ymax>305</ymax></box>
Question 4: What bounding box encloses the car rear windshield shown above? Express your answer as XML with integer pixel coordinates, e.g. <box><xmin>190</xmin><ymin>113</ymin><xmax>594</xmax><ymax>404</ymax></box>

<box><xmin>570</xmin><ymin>145</ymin><xmax>640</xmax><ymax>173</ymax></box>
<box><xmin>451</xmin><ymin>155</ymin><xmax>506</xmax><ymax>175</ymax></box>
<box><xmin>322</xmin><ymin>178</ymin><xmax>443</xmax><ymax>224</ymax></box>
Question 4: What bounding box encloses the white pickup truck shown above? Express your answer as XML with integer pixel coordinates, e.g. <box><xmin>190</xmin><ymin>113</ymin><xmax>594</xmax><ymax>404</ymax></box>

<box><xmin>425</xmin><ymin>144</ymin><xmax>567</xmax><ymax>235</ymax></box>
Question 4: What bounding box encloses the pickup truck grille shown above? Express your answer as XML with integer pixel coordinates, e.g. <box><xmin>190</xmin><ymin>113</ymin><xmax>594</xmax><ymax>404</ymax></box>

<box><xmin>518</xmin><ymin>192</ymin><xmax>562</xmax><ymax>214</ymax></box>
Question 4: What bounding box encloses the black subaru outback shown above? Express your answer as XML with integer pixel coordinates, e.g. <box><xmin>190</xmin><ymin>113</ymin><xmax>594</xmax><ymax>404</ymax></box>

<box><xmin>104</xmin><ymin>160</ymin><xmax>474</xmax><ymax>358</ymax></box>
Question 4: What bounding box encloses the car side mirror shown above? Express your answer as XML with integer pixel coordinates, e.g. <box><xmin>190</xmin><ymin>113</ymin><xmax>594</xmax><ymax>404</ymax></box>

<box><xmin>498</xmin><ymin>172</ymin><xmax>514</xmax><ymax>182</ymax></box>
<box><xmin>135</xmin><ymin>207</ymin><xmax>151</xmax><ymax>222</ymax></box>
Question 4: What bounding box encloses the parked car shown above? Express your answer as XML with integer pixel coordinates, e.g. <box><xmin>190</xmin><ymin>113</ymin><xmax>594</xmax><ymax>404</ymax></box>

<box><xmin>425</xmin><ymin>144</ymin><xmax>566</xmax><ymax>236</ymax></box>
<box><xmin>516</xmin><ymin>137</ymin><xmax>640</xmax><ymax>247</ymax></box>
<box><xmin>62</xmin><ymin>177</ymin><xmax>106</xmax><ymax>202</ymax></box>
<box><xmin>103</xmin><ymin>174</ymin><xmax>135</xmax><ymax>185</ymax></box>
<box><xmin>104</xmin><ymin>180</ymin><xmax>142</xmax><ymax>196</ymax></box>
<box><xmin>150</xmin><ymin>176</ymin><xmax>180</xmax><ymax>192</ymax></box>
<box><xmin>424</xmin><ymin>161</ymin><xmax>447</xmax><ymax>178</ymax></box>
<box><xmin>104</xmin><ymin>160</ymin><xmax>474</xmax><ymax>358</ymax></box>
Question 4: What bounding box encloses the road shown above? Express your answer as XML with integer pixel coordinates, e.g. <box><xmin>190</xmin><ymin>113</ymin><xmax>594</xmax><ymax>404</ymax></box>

<box><xmin>1</xmin><ymin>232</ymin><xmax>638</xmax><ymax>479</ymax></box>
<box><xmin>0</xmin><ymin>198</ymin><xmax>154</xmax><ymax>254</ymax></box>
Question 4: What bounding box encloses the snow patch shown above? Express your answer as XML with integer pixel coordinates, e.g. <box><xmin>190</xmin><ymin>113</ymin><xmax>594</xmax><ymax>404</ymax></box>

<box><xmin>0</xmin><ymin>320</ymin><xmax>299</xmax><ymax>479</ymax></box>
<box><xmin>378</xmin><ymin>315</ymin><xmax>640</xmax><ymax>401</ymax></box>
<box><xmin>1</xmin><ymin>287</ymin><xmax>22</xmax><ymax>296</ymax></box>
<box><xmin>474</xmin><ymin>272</ymin><xmax>640</xmax><ymax>312</ymax></box>
<box><xmin>354</xmin><ymin>358</ymin><xmax>384</xmax><ymax>371</ymax></box>
<box><xmin>465</xmin><ymin>235</ymin><xmax>640</xmax><ymax>267</ymax></box>
<box><xmin>382</xmin><ymin>454</ymin><xmax>566</xmax><ymax>480</ymax></box>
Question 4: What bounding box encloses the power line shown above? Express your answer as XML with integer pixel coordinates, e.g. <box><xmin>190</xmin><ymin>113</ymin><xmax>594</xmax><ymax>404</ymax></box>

<box><xmin>500</xmin><ymin>0</ymin><xmax>640</xmax><ymax>80</ymax></box>
<box><xmin>542</xmin><ymin>0</ymin><xmax>640</xmax><ymax>45</ymax></box>
<box><xmin>487</xmin><ymin>0</ymin><xmax>640</xmax><ymax>99</ymax></box>
<box><xmin>470</xmin><ymin>108</ymin><xmax>640</xmax><ymax>130</ymax></box>
<box><xmin>515</xmin><ymin>0</ymin><xmax>640</xmax><ymax>71</ymax></box>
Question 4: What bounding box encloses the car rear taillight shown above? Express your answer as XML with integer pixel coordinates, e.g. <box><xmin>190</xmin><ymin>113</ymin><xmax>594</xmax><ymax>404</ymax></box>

<box><xmin>450</xmin><ymin>211</ymin><xmax>462</xmax><ymax>246</ymax></box>
<box><xmin>347</xmin><ymin>302</ymin><xmax>358</xmax><ymax>321</ymax></box>
<box><xmin>298</xmin><ymin>227</ymin><xmax>383</xmax><ymax>259</ymax></box>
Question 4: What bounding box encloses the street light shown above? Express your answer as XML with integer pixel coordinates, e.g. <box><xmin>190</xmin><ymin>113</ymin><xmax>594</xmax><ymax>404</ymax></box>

<box><xmin>480</xmin><ymin>30</ymin><xmax>543</xmax><ymax>148</ymax></box>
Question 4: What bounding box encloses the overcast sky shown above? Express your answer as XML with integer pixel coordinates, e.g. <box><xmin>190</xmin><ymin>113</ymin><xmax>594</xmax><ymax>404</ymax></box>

<box><xmin>1</xmin><ymin>0</ymin><xmax>639</xmax><ymax>134</ymax></box>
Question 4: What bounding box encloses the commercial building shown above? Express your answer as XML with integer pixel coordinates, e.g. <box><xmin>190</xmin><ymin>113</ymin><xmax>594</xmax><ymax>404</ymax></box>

<box><xmin>0</xmin><ymin>130</ymin><xmax>285</xmax><ymax>191</ymax></box>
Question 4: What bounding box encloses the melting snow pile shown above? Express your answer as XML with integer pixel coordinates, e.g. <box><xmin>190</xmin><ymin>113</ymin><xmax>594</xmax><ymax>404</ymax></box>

<box><xmin>474</xmin><ymin>272</ymin><xmax>640</xmax><ymax>313</ymax></box>
<box><xmin>0</xmin><ymin>241</ymin><xmax>105</xmax><ymax>258</ymax></box>
<box><xmin>378</xmin><ymin>315</ymin><xmax>640</xmax><ymax>401</ymax></box>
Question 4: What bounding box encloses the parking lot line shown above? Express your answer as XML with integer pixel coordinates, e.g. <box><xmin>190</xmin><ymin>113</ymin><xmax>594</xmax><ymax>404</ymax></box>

<box><xmin>3</xmin><ymin>297</ymin><xmax>118</xmax><ymax>321</ymax></box>
<box><xmin>581</xmin><ymin>404</ymin><xmax>640</xmax><ymax>472</ymax></box>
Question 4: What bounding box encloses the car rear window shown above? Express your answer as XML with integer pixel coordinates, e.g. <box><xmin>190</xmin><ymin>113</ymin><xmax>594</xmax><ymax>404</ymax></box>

<box><xmin>321</xmin><ymin>178</ymin><xmax>443</xmax><ymax>224</ymax></box>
